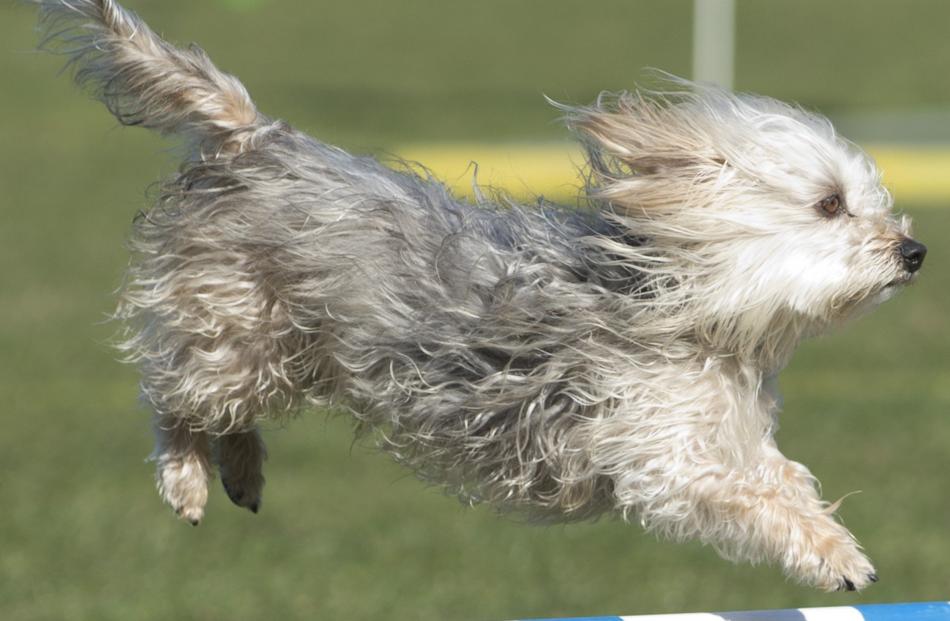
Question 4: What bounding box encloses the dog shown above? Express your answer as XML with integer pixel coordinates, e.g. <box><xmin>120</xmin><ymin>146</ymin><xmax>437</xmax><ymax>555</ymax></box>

<box><xmin>35</xmin><ymin>0</ymin><xmax>926</xmax><ymax>592</ymax></box>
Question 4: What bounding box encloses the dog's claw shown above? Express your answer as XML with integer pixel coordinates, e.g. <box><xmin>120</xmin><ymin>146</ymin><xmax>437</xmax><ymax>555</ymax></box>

<box><xmin>841</xmin><ymin>577</ymin><xmax>856</xmax><ymax>592</ymax></box>
<box><xmin>175</xmin><ymin>506</ymin><xmax>202</xmax><ymax>525</ymax></box>
<box><xmin>249</xmin><ymin>502</ymin><xmax>259</xmax><ymax>514</ymax></box>
<box><xmin>868</xmin><ymin>573</ymin><xmax>879</xmax><ymax>583</ymax></box>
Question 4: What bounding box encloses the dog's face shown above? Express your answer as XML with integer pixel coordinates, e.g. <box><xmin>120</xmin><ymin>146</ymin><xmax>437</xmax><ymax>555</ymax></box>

<box><xmin>567</xmin><ymin>84</ymin><xmax>925</xmax><ymax>360</ymax></box>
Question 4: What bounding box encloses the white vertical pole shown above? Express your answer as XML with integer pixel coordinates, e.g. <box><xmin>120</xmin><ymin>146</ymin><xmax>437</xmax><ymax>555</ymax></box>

<box><xmin>693</xmin><ymin>0</ymin><xmax>735</xmax><ymax>90</ymax></box>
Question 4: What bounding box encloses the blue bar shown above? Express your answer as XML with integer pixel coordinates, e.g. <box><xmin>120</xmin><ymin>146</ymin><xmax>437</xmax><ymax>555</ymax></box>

<box><xmin>857</xmin><ymin>603</ymin><xmax>950</xmax><ymax>621</ymax></box>
<box><xmin>522</xmin><ymin>602</ymin><xmax>950</xmax><ymax>621</ymax></box>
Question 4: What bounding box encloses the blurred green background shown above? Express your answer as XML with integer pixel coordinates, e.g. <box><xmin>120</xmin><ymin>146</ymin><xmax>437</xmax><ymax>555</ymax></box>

<box><xmin>2</xmin><ymin>1</ymin><xmax>950</xmax><ymax>619</ymax></box>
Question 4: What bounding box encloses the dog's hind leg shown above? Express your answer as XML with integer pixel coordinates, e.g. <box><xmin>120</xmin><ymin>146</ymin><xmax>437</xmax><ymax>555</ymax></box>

<box><xmin>130</xmin><ymin>289</ymin><xmax>304</xmax><ymax>523</ymax></box>
<box><xmin>215</xmin><ymin>428</ymin><xmax>267</xmax><ymax>514</ymax></box>
<box><xmin>152</xmin><ymin>415</ymin><xmax>214</xmax><ymax>525</ymax></box>
<box><xmin>138</xmin><ymin>331</ymin><xmax>296</xmax><ymax>524</ymax></box>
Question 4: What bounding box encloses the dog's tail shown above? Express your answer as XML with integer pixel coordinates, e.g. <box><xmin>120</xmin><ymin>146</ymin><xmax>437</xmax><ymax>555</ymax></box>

<box><xmin>36</xmin><ymin>0</ymin><xmax>263</xmax><ymax>150</ymax></box>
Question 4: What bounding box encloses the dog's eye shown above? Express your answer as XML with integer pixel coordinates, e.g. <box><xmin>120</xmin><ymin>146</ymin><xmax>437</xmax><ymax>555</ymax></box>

<box><xmin>816</xmin><ymin>193</ymin><xmax>842</xmax><ymax>217</ymax></box>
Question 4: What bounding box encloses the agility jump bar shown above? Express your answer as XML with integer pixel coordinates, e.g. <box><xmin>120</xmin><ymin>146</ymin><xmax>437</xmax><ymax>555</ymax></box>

<box><xmin>518</xmin><ymin>601</ymin><xmax>950</xmax><ymax>621</ymax></box>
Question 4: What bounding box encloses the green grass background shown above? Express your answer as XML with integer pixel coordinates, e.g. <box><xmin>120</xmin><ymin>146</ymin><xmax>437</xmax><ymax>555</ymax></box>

<box><xmin>2</xmin><ymin>1</ymin><xmax>950</xmax><ymax>619</ymax></box>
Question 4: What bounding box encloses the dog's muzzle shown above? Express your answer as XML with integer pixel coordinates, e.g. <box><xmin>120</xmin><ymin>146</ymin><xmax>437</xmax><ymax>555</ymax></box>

<box><xmin>899</xmin><ymin>238</ymin><xmax>927</xmax><ymax>273</ymax></box>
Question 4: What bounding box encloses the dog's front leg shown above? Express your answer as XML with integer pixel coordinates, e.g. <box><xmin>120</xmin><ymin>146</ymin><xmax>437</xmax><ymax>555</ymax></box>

<box><xmin>634</xmin><ymin>441</ymin><xmax>877</xmax><ymax>591</ymax></box>
<box><xmin>151</xmin><ymin>415</ymin><xmax>214</xmax><ymax>525</ymax></box>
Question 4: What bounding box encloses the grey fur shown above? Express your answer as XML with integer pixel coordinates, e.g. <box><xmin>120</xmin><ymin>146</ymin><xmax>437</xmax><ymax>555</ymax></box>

<box><xmin>130</xmin><ymin>126</ymin><xmax>637</xmax><ymax>519</ymax></box>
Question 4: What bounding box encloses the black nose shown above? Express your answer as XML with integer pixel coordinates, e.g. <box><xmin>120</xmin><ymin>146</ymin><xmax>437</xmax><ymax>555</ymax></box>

<box><xmin>899</xmin><ymin>238</ymin><xmax>927</xmax><ymax>273</ymax></box>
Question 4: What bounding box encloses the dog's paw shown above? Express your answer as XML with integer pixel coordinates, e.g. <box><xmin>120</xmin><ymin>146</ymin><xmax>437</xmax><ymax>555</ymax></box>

<box><xmin>156</xmin><ymin>453</ymin><xmax>212</xmax><ymax>525</ymax></box>
<box><xmin>220</xmin><ymin>471</ymin><xmax>263</xmax><ymax>514</ymax></box>
<box><xmin>215</xmin><ymin>431</ymin><xmax>266</xmax><ymax>515</ymax></box>
<box><xmin>804</xmin><ymin>537</ymin><xmax>877</xmax><ymax>592</ymax></box>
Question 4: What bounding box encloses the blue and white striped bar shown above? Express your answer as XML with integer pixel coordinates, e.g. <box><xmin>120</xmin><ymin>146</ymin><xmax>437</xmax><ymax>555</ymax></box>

<box><xmin>519</xmin><ymin>602</ymin><xmax>950</xmax><ymax>621</ymax></box>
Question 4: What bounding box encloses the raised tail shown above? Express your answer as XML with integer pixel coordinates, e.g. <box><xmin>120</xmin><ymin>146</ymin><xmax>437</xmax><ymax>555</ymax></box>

<box><xmin>36</xmin><ymin>0</ymin><xmax>264</xmax><ymax>150</ymax></box>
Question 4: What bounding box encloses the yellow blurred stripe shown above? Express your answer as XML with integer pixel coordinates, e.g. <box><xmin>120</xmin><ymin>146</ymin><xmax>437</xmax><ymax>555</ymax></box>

<box><xmin>397</xmin><ymin>143</ymin><xmax>950</xmax><ymax>205</ymax></box>
<box><xmin>869</xmin><ymin>146</ymin><xmax>950</xmax><ymax>204</ymax></box>
<box><xmin>397</xmin><ymin>143</ymin><xmax>586</xmax><ymax>203</ymax></box>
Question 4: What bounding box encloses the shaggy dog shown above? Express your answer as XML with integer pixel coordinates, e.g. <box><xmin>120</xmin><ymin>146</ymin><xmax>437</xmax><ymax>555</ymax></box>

<box><xmin>35</xmin><ymin>0</ymin><xmax>925</xmax><ymax>592</ymax></box>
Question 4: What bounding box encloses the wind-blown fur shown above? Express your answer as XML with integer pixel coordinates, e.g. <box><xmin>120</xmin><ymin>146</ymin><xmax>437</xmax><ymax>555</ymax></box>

<box><xmin>35</xmin><ymin>0</ymin><xmax>925</xmax><ymax>592</ymax></box>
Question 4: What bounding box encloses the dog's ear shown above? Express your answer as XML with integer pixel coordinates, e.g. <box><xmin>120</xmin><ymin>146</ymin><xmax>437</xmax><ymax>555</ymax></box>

<box><xmin>564</xmin><ymin>92</ymin><xmax>722</xmax><ymax>178</ymax></box>
<box><xmin>556</xmin><ymin>91</ymin><xmax>726</xmax><ymax>211</ymax></box>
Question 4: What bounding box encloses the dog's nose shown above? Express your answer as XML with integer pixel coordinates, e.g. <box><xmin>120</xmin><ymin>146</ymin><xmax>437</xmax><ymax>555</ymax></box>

<box><xmin>899</xmin><ymin>238</ymin><xmax>927</xmax><ymax>273</ymax></box>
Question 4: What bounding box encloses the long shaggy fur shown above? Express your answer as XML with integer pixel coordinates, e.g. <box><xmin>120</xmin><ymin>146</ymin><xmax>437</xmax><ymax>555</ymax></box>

<box><xmin>34</xmin><ymin>0</ymin><xmax>924</xmax><ymax>592</ymax></box>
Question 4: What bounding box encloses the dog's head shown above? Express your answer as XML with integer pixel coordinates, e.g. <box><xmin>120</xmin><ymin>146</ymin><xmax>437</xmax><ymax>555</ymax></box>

<box><xmin>562</xmin><ymin>80</ymin><xmax>925</xmax><ymax>366</ymax></box>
